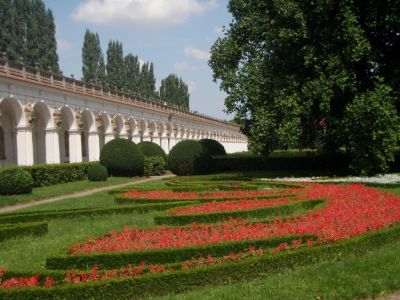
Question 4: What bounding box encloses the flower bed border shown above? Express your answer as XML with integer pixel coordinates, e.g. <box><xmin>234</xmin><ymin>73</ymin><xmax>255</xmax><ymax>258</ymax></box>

<box><xmin>154</xmin><ymin>199</ymin><xmax>325</xmax><ymax>226</ymax></box>
<box><xmin>45</xmin><ymin>234</ymin><xmax>316</xmax><ymax>270</ymax></box>
<box><xmin>2</xmin><ymin>224</ymin><xmax>400</xmax><ymax>299</ymax></box>
<box><xmin>0</xmin><ymin>222</ymin><xmax>48</xmax><ymax>241</ymax></box>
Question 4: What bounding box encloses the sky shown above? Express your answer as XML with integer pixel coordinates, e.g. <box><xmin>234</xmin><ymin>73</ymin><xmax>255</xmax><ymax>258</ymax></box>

<box><xmin>43</xmin><ymin>0</ymin><xmax>232</xmax><ymax>120</ymax></box>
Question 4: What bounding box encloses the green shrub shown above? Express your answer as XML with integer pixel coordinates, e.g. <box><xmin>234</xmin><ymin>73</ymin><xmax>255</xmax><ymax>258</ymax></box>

<box><xmin>0</xmin><ymin>222</ymin><xmax>48</xmax><ymax>241</ymax></box>
<box><xmin>137</xmin><ymin>141</ymin><xmax>167</xmax><ymax>161</ymax></box>
<box><xmin>87</xmin><ymin>164</ymin><xmax>108</xmax><ymax>181</ymax></box>
<box><xmin>199</xmin><ymin>139</ymin><xmax>226</xmax><ymax>156</ymax></box>
<box><xmin>0</xmin><ymin>168</ymin><xmax>33</xmax><ymax>195</ymax></box>
<box><xmin>144</xmin><ymin>156</ymin><xmax>166</xmax><ymax>177</ymax></box>
<box><xmin>100</xmin><ymin>139</ymin><xmax>144</xmax><ymax>177</ymax></box>
<box><xmin>168</xmin><ymin>140</ymin><xmax>212</xmax><ymax>175</ymax></box>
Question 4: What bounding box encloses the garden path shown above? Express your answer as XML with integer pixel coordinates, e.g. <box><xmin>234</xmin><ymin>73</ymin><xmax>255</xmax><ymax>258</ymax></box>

<box><xmin>0</xmin><ymin>174</ymin><xmax>175</xmax><ymax>214</ymax></box>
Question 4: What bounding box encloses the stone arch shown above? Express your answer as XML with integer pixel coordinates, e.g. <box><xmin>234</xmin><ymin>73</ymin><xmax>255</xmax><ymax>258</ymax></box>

<box><xmin>0</xmin><ymin>97</ymin><xmax>25</xmax><ymax>166</ymax></box>
<box><xmin>138</xmin><ymin>119</ymin><xmax>148</xmax><ymax>142</ymax></box>
<box><xmin>32</xmin><ymin>101</ymin><xmax>52</xmax><ymax>164</ymax></box>
<box><xmin>113</xmin><ymin>115</ymin><xmax>128</xmax><ymax>139</ymax></box>
<box><xmin>81</xmin><ymin>110</ymin><xmax>96</xmax><ymax>161</ymax></box>
<box><xmin>147</xmin><ymin>120</ymin><xmax>156</xmax><ymax>142</ymax></box>
<box><xmin>59</xmin><ymin>106</ymin><xmax>75</xmax><ymax>163</ymax></box>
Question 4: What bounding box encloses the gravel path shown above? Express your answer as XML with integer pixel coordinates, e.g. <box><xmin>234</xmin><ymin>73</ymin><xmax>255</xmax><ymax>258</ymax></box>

<box><xmin>0</xmin><ymin>174</ymin><xmax>175</xmax><ymax>214</ymax></box>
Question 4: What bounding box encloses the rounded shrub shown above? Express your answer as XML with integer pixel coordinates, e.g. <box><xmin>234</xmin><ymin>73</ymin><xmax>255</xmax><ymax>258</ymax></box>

<box><xmin>137</xmin><ymin>141</ymin><xmax>167</xmax><ymax>161</ymax></box>
<box><xmin>0</xmin><ymin>168</ymin><xmax>33</xmax><ymax>195</ymax></box>
<box><xmin>100</xmin><ymin>138</ymin><xmax>144</xmax><ymax>177</ymax></box>
<box><xmin>199</xmin><ymin>139</ymin><xmax>227</xmax><ymax>156</ymax></box>
<box><xmin>168</xmin><ymin>140</ymin><xmax>212</xmax><ymax>176</ymax></box>
<box><xmin>87</xmin><ymin>164</ymin><xmax>108</xmax><ymax>181</ymax></box>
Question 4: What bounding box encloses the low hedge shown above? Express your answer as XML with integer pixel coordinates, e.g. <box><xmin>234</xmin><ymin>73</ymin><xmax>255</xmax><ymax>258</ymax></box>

<box><xmin>45</xmin><ymin>234</ymin><xmax>316</xmax><ymax>270</ymax></box>
<box><xmin>2</xmin><ymin>224</ymin><xmax>400</xmax><ymax>299</ymax></box>
<box><xmin>114</xmin><ymin>193</ymin><xmax>295</xmax><ymax>205</ymax></box>
<box><xmin>0</xmin><ymin>222</ymin><xmax>48</xmax><ymax>241</ymax></box>
<box><xmin>0</xmin><ymin>162</ymin><xmax>95</xmax><ymax>187</ymax></box>
<box><xmin>154</xmin><ymin>199</ymin><xmax>325</xmax><ymax>226</ymax></box>
<box><xmin>0</xmin><ymin>202</ymin><xmax>195</xmax><ymax>225</ymax></box>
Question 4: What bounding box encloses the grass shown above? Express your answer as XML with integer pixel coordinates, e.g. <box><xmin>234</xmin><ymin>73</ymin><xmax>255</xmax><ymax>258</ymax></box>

<box><xmin>0</xmin><ymin>177</ymin><xmax>138</xmax><ymax>208</ymax></box>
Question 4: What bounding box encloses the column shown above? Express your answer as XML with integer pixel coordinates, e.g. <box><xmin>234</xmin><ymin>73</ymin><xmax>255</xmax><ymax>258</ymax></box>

<box><xmin>45</xmin><ymin>128</ymin><xmax>60</xmax><ymax>164</ymax></box>
<box><xmin>142</xmin><ymin>135</ymin><xmax>151</xmax><ymax>142</ymax></box>
<box><xmin>169</xmin><ymin>136</ymin><xmax>176</xmax><ymax>150</ymax></box>
<box><xmin>88</xmin><ymin>131</ymin><xmax>100</xmax><ymax>161</ymax></box>
<box><xmin>131</xmin><ymin>135</ymin><xmax>141</xmax><ymax>144</ymax></box>
<box><xmin>69</xmin><ymin>130</ymin><xmax>82</xmax><ymax>163</ymax></box>
<box><xmin>160</xmin><ymin>136</ymin><xmax>169</xmax><ymax>154</ymax></box>
<box><xmin>16</xmin><ymin>126</ymin><xmax>34</xmax><ymax>166</ymax></box>
<box><xmin>104</xmin><ymin>133</ymin><xmax>114</xmax><ymax>144</ymax></box>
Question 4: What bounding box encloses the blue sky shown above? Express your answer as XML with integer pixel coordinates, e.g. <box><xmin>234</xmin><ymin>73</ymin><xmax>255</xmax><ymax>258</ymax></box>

<box><xmin>43</xmin><ymin>0</ymin><xmax>232</xmax><ymax>120</ymax></box>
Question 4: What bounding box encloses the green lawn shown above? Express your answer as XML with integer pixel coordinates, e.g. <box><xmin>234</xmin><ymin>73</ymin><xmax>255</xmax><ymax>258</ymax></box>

<box><xmin>0</xmin><ymin>173</ymin><xmax>399</xmax><ymax>299</ymax></box>
<box><xmin>0</xmin><ymin>177</ymin><xmax>138</xmax><ymax>208</ymax></box>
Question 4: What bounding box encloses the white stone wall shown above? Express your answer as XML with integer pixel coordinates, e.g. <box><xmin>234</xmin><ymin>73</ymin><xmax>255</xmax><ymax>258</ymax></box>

<box><xmin>0</xmin><ymin>78</ymin><xmax>248</xmax><ymax>166</ymax></box>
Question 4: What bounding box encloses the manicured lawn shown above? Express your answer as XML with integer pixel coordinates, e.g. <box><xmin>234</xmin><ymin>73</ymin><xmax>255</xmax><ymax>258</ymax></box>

<box><xmin>0</xmin><ymin>177</ymin><xmax>138</xmax><ymax>208</ymax></box>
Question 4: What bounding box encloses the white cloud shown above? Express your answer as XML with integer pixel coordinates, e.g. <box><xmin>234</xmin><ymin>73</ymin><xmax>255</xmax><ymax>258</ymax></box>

<box><xmin>72</xmin><ymin>0</ymin><xmax>217</xmax><ymax>28</ymax></box>
<box><xmin>184</xmin><ymin>47</ymin><xmax>210</xmax><ymax>61</ymax></box>
<box><xmin>213</xmin><ymin>26</ymin><xmax>223</xmax><ymax>34</ymax></box>
<box><xmin>187</xmin><ymin>81</ymin><xmax>197</xmax><ymax>94</ymax></box>
<box><xmin>173</xmin><ymin>61</ymin><xmax>207</xmax><ymax>72</ymax></box>
<box><xmin>57</xmin><ymin>39</ymin><xmax>71</xmax><ymax>53</ymax></box>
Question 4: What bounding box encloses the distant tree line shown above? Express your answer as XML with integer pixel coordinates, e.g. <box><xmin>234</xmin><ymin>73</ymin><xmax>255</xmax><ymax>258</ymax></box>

<box><xmin>0</xmin><ymin>0</ymin><xmax>58</xmax><ymax>71</ymax></box>
<box><xmin>82</xmin><ymin>30</ymin><xmax>190</xmax><ymax>109</ymax></box>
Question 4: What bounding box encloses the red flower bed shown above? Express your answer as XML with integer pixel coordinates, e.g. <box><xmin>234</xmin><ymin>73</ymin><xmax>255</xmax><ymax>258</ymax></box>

<box><xmin>169</xmin><ymin>197</ymin><xmax>295</xmax><ymax>215</ymax></box>
<box><xmin>121</xmin><ymin>189</ymin><xmax>295</xmax><ymax>201</ymax></box>
<box><xmin>70</xmin><ymin>184</ymin><xmax>400</xmax><ymax>254</ymax></box>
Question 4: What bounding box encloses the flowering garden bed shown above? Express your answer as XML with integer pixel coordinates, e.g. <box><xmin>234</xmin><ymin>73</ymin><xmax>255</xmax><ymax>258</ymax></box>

<box><xmin>1</xmin><ymin>175</ymin><xmax>400</xmax><ymax>299</ymax></box>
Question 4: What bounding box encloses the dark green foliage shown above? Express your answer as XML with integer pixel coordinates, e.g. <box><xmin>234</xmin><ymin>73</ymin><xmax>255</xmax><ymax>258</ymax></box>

<box><xmin>168</xmin><ymin>140</ymin><xmax>212</xmax><ymax>175</ymax></box>
<box><xmin>344</xmin><ymin>82</ymin><xmax>400</xmax><ymax>175</ymax></box>
<box><xmin>3</xmin><ymin>225</ymin><xmax>399</xmax><ymax>299</ymax></box>
<box><xmin>82</xmin><ymin>29</ymin><xmax>106</xmax><ymax>85</ymax></box>
<box><xmin>87</xmin><ymin>164</ymin><xmax>108</xmax><ymax>182</ymax></box>
<box><xmin>0</xmin><ymin>201</ymin><xmax>192</xmax><ymax>225</ymax></box>
<box><xmin>24</xmin><ymin>162</ymin><xmax>94</xmax><ymax>187</ymax></box>
<box><xmin>154</xmin><ymin>199</ymin><xmax>324</xmax><ymax>226</ymax></box>
<box><xmin>138</xmin><ymin>62</ymin><xmax>157</xmax><ymax>98</ymax></box>
<box><xmin>210</xmin><ymin>0</ymin><xmax>400</xmax><ymax>171</ymax></box>
<box><xmin>0</xmin><ymin>221</ymin><xmax>48</xmax><ymax>241</ymax></box>
<box><xmin>160</xmin><ymin>74</ymin><xmax>190</xmax><ymax>109</ymax></box>
<box><xmin>144</xmin><ymin>156</ymin><xmax>166</xmax><ymax>177</ymax></box>
<box><xmin>124</xmin><ymin>54</ymin><xmax>140</xmax><ymax>93</ymax></box>
<box><xmin>199</xmin><ymin>139</ymin><xmax>226</xmax><ymax>156</ymax></box>
<box><xmin>100</xmin><ymin>138</ymin><xmax>144</xmax><ymax>177</ymax></box>
<box><xmin>0</xmin><ymin>0</ymin><xmax>17</xmax><ymax>60</ymax></box>
<box><xmin>0</xmin><ymin>168</ymin><xmax>33</xmax><ymax>195</ymax></box>
<box><xmin>46</xmin><ymin>234</ymin><xmax>315</xmax><ymax>270</ymax></box>
<box><xmin>137</xmin><ymin>141</ymin><xmax>167</xmax><ymax>161</ymax></box>
<box><xmin>106</xmin><ymin>40</ymin><xmax>125</xmax><ymax>90</ymax></box>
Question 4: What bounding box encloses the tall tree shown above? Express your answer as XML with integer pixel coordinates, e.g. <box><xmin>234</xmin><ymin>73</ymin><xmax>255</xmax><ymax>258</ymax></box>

<box><xmin>160</xmin><ymin>74</ymin><xmax>190</xmax><ymax>109</ymax></box>
<box><xmin>124</xmin><ymin>54</ymin><xmax>140</xmax><ymax>93</ymax></box>
<box><xmin>41</xmin><ymin>9</ymin><xmax>58</xmax><ymax>71</ymax></box>
<box><xmin>0</xmin><ymin>0</ymin><xmax>17</xmax><ymax>60</ymax></box>
<box><xmin>106</xmin><ymin>40</ymin><xmax>125</xmax><ymax>90</ymax></box>
<box><xmin>82</xmin><ymin>29</ymin><xmax>106</xmax><ymax>85</ymax></box>
<box><xmin>13</xmin><ymin>0</ymin><xmax>30</xmax><ymax>62</ymax></box>
<box><xmin>210</xmin><ymin>0</ymin><xmax>400</xmax><ymax>174</ymax></box>
<box><xmin>138</xmin><ymin>62</ymin><xmax>157</xmax><ymax>98</ymax></box>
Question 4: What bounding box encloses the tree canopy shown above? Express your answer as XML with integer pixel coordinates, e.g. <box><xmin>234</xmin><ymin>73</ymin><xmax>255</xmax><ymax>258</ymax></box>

<box><xmin>82</xmin><ymin>29</ymin><xmax>106</xmax><ymax>85</ymax></box>
<box><xmin>210</xmin><ymin>0</ymin><xmax>400</xmax><ymax>174</ymax></box>
<box><xmin>160</xmin><ymin>74</ymin><xmax>190</xmax><ymax>109</ymax></box>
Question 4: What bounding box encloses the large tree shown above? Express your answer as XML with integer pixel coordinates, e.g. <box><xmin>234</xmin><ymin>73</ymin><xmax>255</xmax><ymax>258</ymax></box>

<box><xmin>160</xmin><ymin>74</ymin><xmax>190</xmax><ymax>109</ymax></box>
<box><xmin>210</xmin><ymin>0</ymin><xmax>400</xmax><ymax>174</ymax></box>
<box><xmin>138</xmin><ymin>62</ymin><xmax>157</xmax><ymax>98</ymax></box>
<box><xmin>0</xmin><ymin>0</ymin><xmax>17</xmax><ymax>60</ymax></box>
<box><xmin>124</xmin><ymin>53</ymin><xmax>140</xmax><ymax>93</ymax></box>
<box><xmin>106</xmin><ymin>40</ymin><xmax>125</xmax><ymax>90</ymax></box>
<box><xmin>82</xmin><ymin>29</ymin><xmax>106</xmax><ymax>85</ymax></box>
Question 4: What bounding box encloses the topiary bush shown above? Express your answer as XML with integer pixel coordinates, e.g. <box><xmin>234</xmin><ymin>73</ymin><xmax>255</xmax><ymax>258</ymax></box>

<box><xmin>168</xmin><ymin>140</ymin><xmax>212</xmax><ymax>176</ymax></box>
<box><xmin>0</xmin><ymin>168</ymin><xmax>33</xmax><ymax>195</ymax></box>
<box><xmin>87</xmin><ymin>164</ymin><xmax>108</xmax><ymax>181</ymax></box>
<box><xmin>100</xmin><ymin>139</ymin><xmax>144</xmax><ymax>177</ymax></box>
<box><xmin>137</xmin><ymin>141</ymin><xmax>167</xmax><ymax>161</ymax></box>
<box><xmin>144</xmin><ymin>156</ymin><xmax>166</xmax><ymax>177</ymax></box>
<box><xmin>199</xmin><ymin>139</ymin><xmax>227</xmax><ymax>156</ymax></box>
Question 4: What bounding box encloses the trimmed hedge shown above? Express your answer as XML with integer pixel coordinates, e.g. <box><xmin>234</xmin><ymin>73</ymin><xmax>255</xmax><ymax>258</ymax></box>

<box><xmin>2</xmin><ymin>224</ymin><xmax>400</xmax><ymax>299</ymax></box>
<box><xmin>199</xmin><ymin>139</ymin><xmax>226</xmax><ymax>156</ymax></box>
<box><xmin>100</xmin><ymin>139</ymin><xmax>144</xmax><ymax>177</ymax></box>
<box><xmin>0</xmin><ymin>168</ymin><xmax>33</xmax><ymax>195</ymax></box>
<box><xmin>154</xmin><ymin>199</ymin><xmax>325</xmax><ymax>226</ymax></box>
<box><xmin>45</xmin><ymin>234</ymin><xmax>316</xmax><ymax>270</ymax></box>
<box><xmin>144</xmin><ymin>156</ymin><xmax>166</xmax><ymax>177</ymax></box>
<box><xmin>114</xmin><ymin>193</ymin><xmax>295</xmax><ymax>205</ymax></box>
<box><xmin>0</xmin><ymin>222</ymin><xmax>48</xmax><ymax>241</ymax></box>
<box><xmin>137</xmin><ymin>141</ymin><xmax>167</xmax><ymax>161</ymax></box>
<box><xmin>87</xmin><ymin>164</ymin><xmax>108</xmax><ymax>181</ymax></box>
<box><xmin>0</xmin><ymin>202</ymin><xmax>196</xmax><ymax>225</ymax></box>
<box><xmin>168</xmin><ymin>140</ymin><xmax>212</xmax><ymax>175</ymax></box>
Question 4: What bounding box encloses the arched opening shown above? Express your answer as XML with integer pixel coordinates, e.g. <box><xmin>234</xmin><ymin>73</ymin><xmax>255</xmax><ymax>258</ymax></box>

<box><xmin>81</xmin><ymin>131</ymin><xmax>87</xmax><ymax>158</ymax></box>
<box><xmin>0</xmin><ymin>98</ymin><xmax>21</xmax><ymax>166</ymax></box>
<box><xmin>0</xmin><ymin>127</ymin><xmax>6</xmax><ymax>160</ymax></box>
<box><xmin>64</xmin><ymin>130</ymin><xmax>69</xmax><ymax>158</ymax></box>
<box><xmin>59</xmin><ymin>107</ymin><xmax>74</xmax><ymax>163</ymax></box>
<box><xmin>32</xmin><ymin>102</ymin><xmax>52</xmax><ymax>164</ymax></box>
